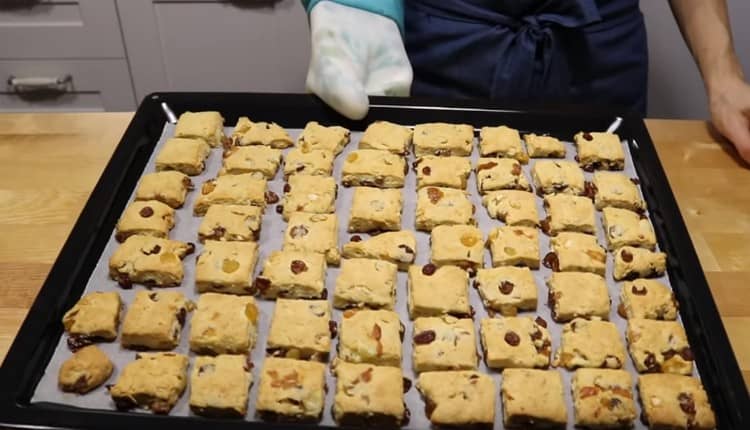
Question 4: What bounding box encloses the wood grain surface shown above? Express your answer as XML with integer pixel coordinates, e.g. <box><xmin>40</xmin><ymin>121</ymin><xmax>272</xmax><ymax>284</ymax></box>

<box><xmin>0</xmin><ymin>113</ymin><xmax>747</xmax><ymax>388</ymax></box>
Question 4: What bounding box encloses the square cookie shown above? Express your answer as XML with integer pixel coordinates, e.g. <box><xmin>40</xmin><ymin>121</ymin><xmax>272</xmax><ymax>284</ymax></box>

<box><xmin>626</xmin><ymin>319</ymin><xmax>693</xmax><ymax>374</ymax></box>
<box><xmin>190</xmin><ymin>354</ymin><xmax>253</xmax><ymax>417</ymax></box>
<box><xmin>283</xmin><ymin>148</ymin><xmax>335</xmax><ymax>178</ymax></box>
<box><xmin>297</xmin><ymin>121</ymin><xmax>351</xmax><ymax>155</ymax></box>
<box><xmin>358</xmin><ymin>120</ymin><xmax>413</xmax><ymax>155</ymax></box>
<box><xmin>62</xmin><ymin>291</ymin><xmax>122</xmax><ymax>343</ymax></box>
<box><xmin>547</xmin><ymin>272</ymin><xmax>610</xmax><ymax>322</ymax></box>
<box><xmin>479</xmin><ymin>125</ymin><xmax>528</xmax><ymax>162</ymax></box>
<box><xmin>501</xmin><ymin>369</ymin><xmax>567</xmax><ymax>428</ymax></box>
<box><xmin>531</xmin><ymin>159</ymin><xmax>586</xmax><ymax>195</ymax></box>
<box><xmin>548</xmin><ymin>232</ymin><xmax>606</xmax><ymax>275</ymax></box>
<box><xmin>480</xmin><ymin>316</ymin><xmax>551</xmax><ymax>369</ymax></box>
<box><xmin>574</xmin><ymin>131</ymin><xmax>625</xmax><ymax>171</ymax></box>
<box><xmin>255</xmin><ymin>250</ymin><xmax>327</xmax><ymax>299</ymax></box>
<box><xmin>415</xmin><ymin>187</ymin><xmax>475</xmax><ymax>231</ymax></box>
<box><xmin>267</xmin><ymin>299</ymin><xmax>332</xmax><ymax>361</ymax></box>
<box><xmin>58</xmin><ymin>345</ymin><xmax>113</xmax><ymax>393</ymax></box>
<box><xmin>341</xmin><ymin>230</ymin><xmax>416</xmax><ymax>271</ymax></box>
<box><xmin>339</xmin><ymin>309</ymin><xmax>403</xmax><ymax>366</ymax></box>
<box><xmin>334</xmin><ymin>258</ymin><xmax>398</xmax><ymax>310</ymax></box>
<box><xmin>156</xmin><ymin>137</ymin><xmax>211</xmax><ymax>176</ymax></box>
<box><xmin>174</xmin><ymin>111</ymin><xmax>224</xmax><ymax>147</ymax></box>
<box><xmin>614</xmin><ymin>247</ymin><xmax>667</xmax><ymax>281</ymax></box>
<box><xmin>115</xmin><ymin>200</ymin><xmax>175</xmax><ymax>242</ymax></box>
<box><xmin>281</xmin><ymin>175</ymin><xmax>336</xmax><ymax>221</ymax></box>
<box><xmin>482</xmin><ymin>190</ymin><xmax>539</xmax><ymax>227</ymax></box>
<box><xmin>430</xmin><ymin>224</ymin><xmax>484</xmax><ymax>273</ymax></box>
<box><xmin>475</xmin><ymin>157</ymin><xmax>532</xmax><ymax>194</ymax></box>
<box><xmin>256</xmin><ymin>357</ymin><xmax>327</xmax><ymax>422</ymax></box>
<box><xmin>412</xmin><ymin>316</ymin><xmax>477</xmax><ymax>372</ymax></box>
<box><xmin>414</xmin><ymin>155</ymin><xmax>472</xmax><ymax>189</ymax></box>
<box><xmin>195</xmin><ymin>240</ymin><xmax>259</xmax><ymax>295</ymax></box>
<box><xmin>593</xmin><ymin>171</ymin><xmax>646</xmax><ymax>212</ymax></box>
<box><xmin>417</xmin><ymin>371</ymin><xmax>495</xmax><ymax>426</ymax></box>
<box><xmin>524</xmin><ymin>133</ymin><xmax>566</xmax><ymax>158</ymax></box>
<box><xmin>487</xmin><ymin>226</ymin><xmax>539</xmax><ymax>269</ymax></box>
<box><xmin>542</xmin><ymin>193</ymin><xmax>596</xmax><ymax>235</ymax></box>
<box><xmin>638</xmin><ymin>374</ymin><xmax>716</xmax><ymax>430</ymax></box>
<box><xmin>555</xmin><ymin>318</ymin><xmax>627</xmax><ymax>369</ymax></box>
<box><xmin>135</xmin><ymin>171</ymin><xmax>193</xmax><ymax>209</ymax></box>
<box><xmin>413</xmin><ymin>122</ymin><xmax>474</xmax><ymax>157</ymax></box>
<box><xmin>342</xmin><ymin>149</ymin><xmax>406</xmax><ymax>188</ymax></box>
<box><xmin>108</xmin><ymin>235</ymin><xmax>194</xmax><ymax>288</ymax></box>
<box><xmin>348</xmin><ymin>187</ymin><xmax>403</xmax><ymax>233</ymax></box>
<box><xmin>219</xmin><ymin>145</ymin><xmax>282</xmax><ymax>178</ymax></box>
<box><xmin>197</xmin><ymin>204</ymin><xmax>262</xmax><ymax>242</ymax></box>
<box><xmin>475</xmin><ymin>266</ymin><xmax>538</xmax><ymax>316</ymax></box>
<box><xmin>602</xmin><ymin>207</ymin><xmax>657</xmax><ymax>250</ymax></box>
<box><xmin>619</xmin><ymin>279</ymin><xmax>678</xmax><ymax>320</ymax></box>
<box><xmin>110</xmin><ymin>352</ymin><xmax>188</xmax><ymax>414</ymax></box>
<box><xmin>231</xmin><ymin>116</ymin><xmax>293</xmax><ymax>148</ymax></box>
<box><xmin>121</xmin><ymin>291</ymin><xmax>192</xmax><ymax>350</ymax></box>
<box><xmin>283</xmin><ymin>212</ymin><xmax>341</xmax><ymax>265</ymax></box>
<box><xmin>193</xmin><ymin>174</ymin><xmax>267</xmax><ymax>216</ymax></box>
<box><xmin>332</xmin><ymin>360</ymin><xmax>406</xmax><ymax>426</ymax></box>
<box><xmin>189</xmin><ymin>292</ymin><xmax>259</xmax><ymax>354</ymax></box>
<box><xmin>407</xmin><ymin>264</ymin><xmax>471</xmax><ymax>319</ymax></box>
<box><xmin>572</xmin><ymin>369</ymin><xmax>636</xmax><ymax>428</ymax></box>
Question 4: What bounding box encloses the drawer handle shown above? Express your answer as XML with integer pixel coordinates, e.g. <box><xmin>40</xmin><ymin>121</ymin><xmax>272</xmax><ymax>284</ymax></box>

<box><xmin>7</xmin><ymin>74</ymin><xmax>72</xmax><ymax>93</ymax></box>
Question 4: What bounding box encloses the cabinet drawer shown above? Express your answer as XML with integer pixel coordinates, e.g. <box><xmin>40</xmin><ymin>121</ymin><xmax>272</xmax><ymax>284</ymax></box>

<box><xmin>0</xmin><ymin>0</ymin><xmax>124</xmax><ymax>58</ymax></box>
<box><xmin>1</xmin><ymin>59</ymin><xmax>135</xmax><ymax>112</ymax></box>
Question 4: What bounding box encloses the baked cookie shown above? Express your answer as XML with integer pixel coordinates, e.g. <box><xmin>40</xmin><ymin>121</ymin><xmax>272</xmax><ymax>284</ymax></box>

<box><xmin>231</xmin><ymin>116</ymin><xmax>293</xmax><ymax>148</ymax></box>
<box><xmin>283</xmin><ymin>212</ymin><xmax>340</xmax><ymax>265</ymax></box>
<box><xmin>547</xmin><ymin>272</ymin><xmax>610</xmax><ymax>322</ymax></box>
<box><xmin>481</xmin><ymin>189</ymin><xmax>539</xmax><ymax>227</ymax></box>
<box><xmin>555</xmin><ymin>318</ymin><xmax>626</xmax><ymax>369</ymax></box>
<box><xmin>486</xmin><ymin>226</ymin><xmax>539</xmax><ymax>269</ymax></box>
<box><xmin>613</xmin><ymin>246</ymin><xmax>667</xmax><ymax>281</ymax></box>
<box><xmin>626</xmin><ymin>318</ymin><xmax>693</xmax><ymax>374</ymax></box>
<box><xmin>341</xmin><ymin>230</ymin><xmax>416</xmax><ymax>270</ymax></box>
<box><xmin>193</xmin><ymin>174</ymin><xmax>267</xmax><ymax>216</ymax></box>
<box><xmin>619</xmin><ymin>279</ymin><xmax>678</xmax><ymax>320</ymax></box>
<box><xmin>115</xmin><ymin>200</ymin><xmax>175</xmax><ymax>242</ymax></box>
<box><xmin>347</xmin><ymin>187</ymin><xmax>402</xmax><ymax>233</ymax></box>
<box><xmin>197</xmin><ymin>204</ymin><xmax>262</xmax><ymax>242</ymax></box>
<box><xmin>121</xmin><ymin>290</ymin><xmax>193</xmax><ymax>350</ymax></box>
<box><xmin>108</xmin><ymin>235</ymin><xmax>194</xmax><ymax>288</ymax></box>
<box><xmin>155</xmin><ymin>137</ymin><xmax>211</xmax><ymax>176</ymax></box>
<box><xmin>479</xmin><ymin>125</ymin><xmax>528</xmax><ymax>162</ymax></box>
<box><xmin>63</xmin><ymin>291</ymin><xmax>121</xmax><ymax>348</ymax></box>
<box><xmin>415</xmin><ymin>186</ymin><xmax>475</xmax><ymax>231</ymax></box>
<box><xmin>475</xmin><ymin>157</ymin><xmax>531</xmax><ymax>194</ymax></box>
<box><xmin>58</xmin><ymin>345</ymin><xmax>113</xmax><ymax>393</ymax></box>
<box><xmin>297</xmin><ymin>121</ymin><xmax>351</xmax><ymax>155</ymax></box>
<box><xmin>475</xmin><ymin>266</ymin><xmax>538</xmax><ymax>316</ymax></box>
<box><xmin>407</xmin><ymin>264</ymin><xmax>471</xmax><ymax>319</ymax></box>
<box><xmin>501</xmin><ymin>369</ymin><xmax>567</xmax><ymax>428</ymax></box>
<box><xmin>189</xmin><ymin>293</ymin><xmax>259</xmax><ymax>354</ymax></box>
<box><xmin>430</xmin><ymin>224</ymin><xmax>483</xmax><ymax>273</ymax></box>
<box><xmin>338</xmin><ymin>309</ymin><xmax>403</xmax><ymax>366</ymax></box>
<box><xmin>479</xmin><ymin>316</ymin><xmax>551</xmax><ymax>370</ymax></box>
<box><xmin>413</xmin><ymin>155</ymin><xmax>472</xmax><ymax>189</ymax></box>
<box><xmin>572</xmin><ymin>369</ymin><xmax>636</xmax><ymax>428</ymax></box>
<box><xmin>283</xmin><ymin>148</ymin><xmax>334</xmax><ymax>178</ymax></box>
<box><xmin>542</xmin><ymin>193</ymin><xmax>596</xmax><ymax>235</ymax></box>
<box><xmin>638</xmin><ymin>374</ymin><xmax>716</xmax><ymax>430</ymax></box>
<box><xmin>524</xmin><ymin>133</ymin><xmax>566</xmax><ymax>158</ymax></box>
<box><xmin>280</xmin><ymin>174</ymin><xmax>336</xmax><ymax>221</ymax></box>
<box><xmin>332</xmin><ymin>360</ymin><xmax>406</xmax><ymax>426</ymax></box>
<box><xmin>574</xmin><ymin>131</ymin><xmax>625</xmax><ymax>171</ymax></box>
<box><xmin>417</xmin><ymin>370</ymin><xmax>495</xmax><ymax>427</ymax></box>
<box><xmin>358</xmin><ymin>120</ymin><xmax>413</xmax><ymax>155</ymax></box>
<box><xmin>531</xmin><ymin>159</ymin><xmax>586</xmax><ymax>195</ymax></box>
<box><xmin>342</xmin><ymin>149</ymin><xmax>406</xmax><ymax>188</ymax></box>
<box><xmin>413</xmin><ymin>122</ymin><xmax>473</xmax><ymax>157</ymax></box>
<box><xmin>547</xmin><ymin>232</ymin><xmax>606</xmax><ymax>275</ymax></box>
<box><xmin>412</xmin><ymin>315</ymin><xmax>477</xmax><ymax>372</ymax></box>
<box><xmin>334</xmin><ymin>258</ymin><xmax>398</xmax><ymax>310</ymax></box>
<box><xmin>219</xmin><ymin>145</ymin><xmax>282</xmax><ymax>178</ymax></box>
<box><xmin>135</xmin><ymin>171</ymin><xmax>193</xmax><ymax>209</ymax></box>
<box><xmin>255</xmin><ymin>357</ymin><xmax>326</xmax><ymax>422</ymax></box>
<box><xmin>255</xmin><ymin>250</ymin><xmax>327</xmax><ymax>299</ymax></box>
<box><xmin>593</xmin><ymin>171</ymin><xmax>646</xmax><ymax>212</ymax></box>
<box><xmin>174</xmin><ymin>111</ymin><xmax>224</xmax><ymax>147</ymax></box>
<box><xmin>195</xmin><ymin>240</ymin><xmax>259</xmax><ymax>295</ymax></box>
<box><xmin>109</xmin><ymin>352</ymin><xmax>189</xmax><ymax>414</ymax></box>
<box><xmin>602</xmin><ymin>207</ymin><xmax>657</xmax><ymax>250</ymax></box>
<box><xmin>267</xmin><ymin>299</ymin><xmax>332</xmax><ymax>361</ymax></box>
<box><xmin>190</xmin><ymin>354</ymin><xmax>253</xmax><ymax>418</ymax></box>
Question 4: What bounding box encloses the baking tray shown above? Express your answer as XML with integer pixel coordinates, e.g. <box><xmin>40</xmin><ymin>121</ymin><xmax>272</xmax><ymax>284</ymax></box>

<box><xmin>0</xmin><ymin>93</ymin><xmax>747</xmax><ymax>429</ymax></box>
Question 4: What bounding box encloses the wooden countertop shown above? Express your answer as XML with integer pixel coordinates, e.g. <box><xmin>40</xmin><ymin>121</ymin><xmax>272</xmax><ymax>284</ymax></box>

<box><xmin>0</xmin><ymin>113</ymin><xmax>748</xmax><ymax>388</ymax></box>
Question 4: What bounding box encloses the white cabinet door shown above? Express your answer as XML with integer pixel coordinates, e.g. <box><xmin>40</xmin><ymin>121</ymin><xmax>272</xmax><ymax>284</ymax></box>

<box><xmin>118</xmin><ymin>0</ymin><xmax>311</xmax><ymax>102</ymax></box>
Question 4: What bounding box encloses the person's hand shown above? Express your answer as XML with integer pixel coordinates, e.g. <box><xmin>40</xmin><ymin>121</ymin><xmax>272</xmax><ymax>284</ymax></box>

<box><xmin>709</xmin><ymin>76</ymin><xmax>750</xmax><ymax>164</ymax></box>
<box><xmin>305</xmin><ymin>1</ymin><xmax>412</xmax><ymax>120</ymax></box>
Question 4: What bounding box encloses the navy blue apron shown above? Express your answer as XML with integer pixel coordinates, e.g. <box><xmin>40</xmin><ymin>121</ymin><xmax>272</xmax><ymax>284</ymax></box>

<box><xmin>404</xmin><ymin>0</ymin><xmax>648</xmax><ymax>114</ymax></box>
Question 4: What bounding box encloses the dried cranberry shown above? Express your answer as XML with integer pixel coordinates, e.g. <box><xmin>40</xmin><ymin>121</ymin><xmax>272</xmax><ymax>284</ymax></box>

<box><xmin>290</xmin><ymin>225</ymin><xmax>309</xmax><ymax>238</ymax></box>
<box><xmin>583</xmin><ymin>181</ymin><xmax>597</xmax><ymax>199</ymax></box>
<box><xmin>414</xmin><ymin>330</ymin><xmax>436</xmax><ymax>345</ymax></box>
<box><xmin>403</xmin><ymin>377</ymin><xmax>412</xmax><ymax>393</ymax></box>
<box><xmin>540</xmin><ymin>218</ymin><xmax>551</xmax><ymax>235</ymax></box>
<box><xmin>329</xmin><ymin>320</ymin><xmax>338</xmax><ymax>339</ymax></box>
<box><xmin>176</xmin><ymin>308</ymin><xmax>186</xmax><ymax>326</ymax></box>
<box><xmin>621</xmin><ymin>249</ymin><xmax>634</xmax><ymax>262</ymax></box>
<box><xmin>421</xmin><ymin>166</ymin><xmax>431</xmax><ymax>176</ymax></box>
<box><xmin>632</xmin><ymin>284</ymin><xmax>648</xmax><ymax>295</ymax></box>
<box><xmin>264</xmin><ymin>191</ymin><xmax>280</xmax><ymax>204</ymax></box>
<box><xmin>142</xmin><ymin>244</ymin><xmax>161</xmax><ymax>255</ymax></box>
<box><xmin>680</xmin><ymin>347</ymin><xmax>694</xmax><ymax>361</ymax></box>
<box><xmin>254</xmin><ymin>277</ymin><xmax>271</xmax><ymax>292</ymax></box>
<box><xmin>499</xmin><ymin>281</ymin><xmax>514</xmax><ymax>294</ymax></box>
<box><xmin>504</xmin><ymin>331</ymin><xmax>521</xmax><ymax>346</ymax></box>
<box><xmin>67</xmin><ymin>335</ymin><xmax>95</xmax><ymax>352</ymax></box>
<box><xmin>542</xmin><ymin>252</ymin><xmax>560</xmax><ymax>271</ymax></box>
<box><xmin>290</xmin><ymin>260</ymin><xmax>307</xmax><ymax>274</ymax></box>
<box><xmin>617</xmin><ymin>303</ymin><xmax>628</xmax><ymax>318</ymax></box>
<box><xmin>511</xmin><ymin>163</ymin><xmax>522</xmax><ymax>176</ymax></box>
<box><xmin>426</xmin><ymin>187</ymin><xmax>443</xmax><ymax>204</ymax></box>
<box><xmin>678</xmin><ymin>392</ymin><xmax>696</xmax><ymax>416</ymax></box>
<box><xmin>644</xmin><ymin>353</ymin><xmax>659</xmax><ymax>372</ymax></box>
<box><xmin>582</xmin><ymin>132</ymin><xmax>593</xmax><ymax>141</ymax></box>
<box><xmin>139</xmin><ymin>206</ymin><xmax>154</xmax><ymax>217</ymax></box>
<box><xmin>535</xmin><ymin>316</ymin><xmax>547</xmax><ymax>328</ymax></box>
<box><xmin>476</xmin><ymin>161</ymin><xmax>497</xmax><ymax>172</ymax></box>
<box><xmin>275</xmin><ymin>205</ymin><xmax>284</xmax><ymax>214</ymax></box>
<box><xmin>630</xmin><ymin>178</ymin><xmax>640</xmax><ymax>185</ymax></box>
<box><xmin>421</xmin><ymin>263</ymin><xmax>437</xmax><ymax>276</ymax></box>
<box><xmin>243</xmin><ymin>356</ymin><xmax>254</xmax><ymax>372</ymax></box>
<box><xmin>398</xmin><ymin>244</ymin><xmax>414</xmax><ymax>254</ymax></box>
<box><xmin>283</xmin><ymin>183</ymin><xmax>291</xmax><ymax>193</ymax></box>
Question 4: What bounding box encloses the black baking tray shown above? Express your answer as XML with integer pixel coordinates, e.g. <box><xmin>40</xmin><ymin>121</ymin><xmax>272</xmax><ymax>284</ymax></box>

<box><xmin>0</xmin><ymin>93</ymin><xmax>747</xmax><ymax>429</ymax></box>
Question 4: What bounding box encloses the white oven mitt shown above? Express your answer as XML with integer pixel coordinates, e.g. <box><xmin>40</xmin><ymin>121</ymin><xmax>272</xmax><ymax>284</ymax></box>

<box><xmin>305</xmin><ymin>1</ymin><xmax>412</xmax><ymax>120</ymax></box>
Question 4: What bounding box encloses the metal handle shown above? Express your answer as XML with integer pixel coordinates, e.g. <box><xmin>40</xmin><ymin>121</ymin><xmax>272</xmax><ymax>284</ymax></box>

<box><xmin>7</xmin><ymin>74</ymin><xmax>72</xmax><ymax>93</ymax></box>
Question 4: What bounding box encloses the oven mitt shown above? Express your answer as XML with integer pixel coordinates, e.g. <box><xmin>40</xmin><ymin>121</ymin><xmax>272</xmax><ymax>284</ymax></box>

<box><xmin>303</xmin><ymin>0</ymin><xmax>412</xmax><ymax>120</ymax></box>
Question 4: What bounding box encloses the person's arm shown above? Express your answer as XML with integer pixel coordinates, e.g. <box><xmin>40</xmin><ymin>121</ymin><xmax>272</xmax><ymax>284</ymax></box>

<box><xmin>669</xmin><ymin>0</ymin><xmax>750</xmax><ymax>163</ymax></box>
